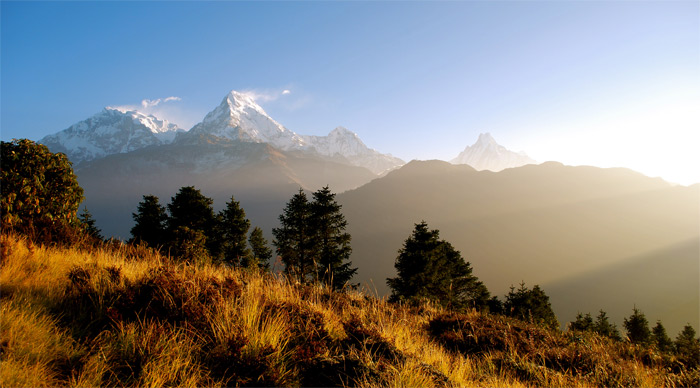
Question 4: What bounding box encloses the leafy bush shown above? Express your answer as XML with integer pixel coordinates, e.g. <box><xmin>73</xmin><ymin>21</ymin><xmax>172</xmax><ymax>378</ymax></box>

<box><xmin>1</xmin><ymin>139</ymin><xmax>84</xmax><ymax>242</ymax></box>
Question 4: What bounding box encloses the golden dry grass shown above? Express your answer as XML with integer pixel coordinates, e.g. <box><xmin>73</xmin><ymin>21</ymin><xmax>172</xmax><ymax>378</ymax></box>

<box><xmin>0</xmin><ymin>232</ymin><xmax>696</xmax><ymax>387</ymax></box>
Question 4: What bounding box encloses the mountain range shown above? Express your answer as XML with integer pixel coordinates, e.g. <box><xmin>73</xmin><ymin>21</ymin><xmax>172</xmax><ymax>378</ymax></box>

<box><xmin>34</xmin><ymin>89</ymin><xmax>698</xmax><ymax>335</ymax></box>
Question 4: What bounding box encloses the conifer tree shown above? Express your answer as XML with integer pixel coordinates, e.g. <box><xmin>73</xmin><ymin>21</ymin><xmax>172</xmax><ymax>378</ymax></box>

<box><xmin>387</xmin><ymin>221</ymin><xmax>490</xmax><ymax>310</ymax></box>
<box><xmin>652</xmin><ymin>320</ymin><xmax>673</xmax><ymax>353</ymax></box>
<box><xmin>594</xmin><ymin>310</ymin><xmax>622</xmax><ymax>341</ymax></box>
<box><xmin>167</xmin><ymin>186</ymin><xmax>217</xmax><ymax>256</ymax></box>
<box><xmin>570</xmin><ymin>312</ymin><xmax>594</xmax><ymax>332</ymax></box>
<box><xmin>169</xmin><ymin>226</ymin><xmax>210</xmax><ymax>264</ymax></box>
<box><xmin>674</xmin><ymin>324</ymin><xmax>700</xmax><ymax>368</ymax></box>
<box><xmin>623</xmin><ymin>307</ymin><xmax>652</xmax><ymax>345</ymax></box>
<box><xmin>130</xmin><ymin>195</ymin><xmax>167</xmax><ymax>248</ymax></box>
<box><xmin>504</xmin><ymin>282</ymin><xmax>559</xmax><ymax>330</ymax></box>
<box><xmin>247</xmin><ymin>226</ymin><xmax>272</xmax><ymax>270</ymax></box>
<box><xmin>273</xmin><ymin>189</ymin><xmax>315</xmax><ymax>281</ymax></box>
<box><xmin>78</xmin><ymin>206</ymin><xmax>103</xmax><ymax>241</ymax></box>
<box><xmin>310</xmin><ymin>186</ymin><xmax>356</xmax><ymax>289</ymax></box>
<box><xmin>218</xmin><ymin>196</ymin><xmax>251</xmax><ymax>266</ymax></box>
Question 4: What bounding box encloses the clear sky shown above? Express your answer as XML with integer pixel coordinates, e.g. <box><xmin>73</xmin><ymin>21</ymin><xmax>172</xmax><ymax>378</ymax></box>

<box><xmin>2</xmin><ymin>1</ymin><xmax>698</xmax><ymax>185</ymax></box>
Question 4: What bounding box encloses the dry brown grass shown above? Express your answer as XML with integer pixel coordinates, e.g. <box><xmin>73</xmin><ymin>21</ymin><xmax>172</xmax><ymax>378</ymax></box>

<box><xmin>1</xmin><ymin>232</ymin><xmax>697</xmax><ymax>387</ymax></box>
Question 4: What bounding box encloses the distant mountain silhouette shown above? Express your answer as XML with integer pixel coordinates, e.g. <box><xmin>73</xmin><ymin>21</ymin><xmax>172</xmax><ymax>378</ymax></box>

<box><xmin>337</xmin><ymin>160</ymin><xmax>698</xmax><ymax>334</ymax></box>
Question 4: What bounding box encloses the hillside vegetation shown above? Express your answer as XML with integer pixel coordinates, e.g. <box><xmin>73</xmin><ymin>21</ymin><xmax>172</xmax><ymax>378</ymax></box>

<box><xmin>1</xmin><ymin>233</ymin><xmax>697</xmax><ymax>388</ymax></box>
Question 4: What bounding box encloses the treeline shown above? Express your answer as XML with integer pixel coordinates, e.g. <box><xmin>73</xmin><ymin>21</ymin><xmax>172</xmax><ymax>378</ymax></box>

<box><xmin>129</xmin><ymin>187</ymin><xmax>271</xmax><ymax>269</ymax></box>
<box><xmin>129</xmin><ymin>186</ymin><xmax>358</xmax><ymax>290</ymax></box>
<box><xmin>570</xmin><ymin>307</ymin><xmax>700</xmax><ymax>367</ymax></box>
<box><xmin>2</xmin><ymin>139</ymin><xmax>698</xmax><ymax>368</ymax></box>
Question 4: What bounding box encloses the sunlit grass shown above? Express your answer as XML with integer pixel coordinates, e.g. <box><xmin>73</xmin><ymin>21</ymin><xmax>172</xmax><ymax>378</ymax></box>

<box><xmin>0</xmin><ymin>232</ymin><xmax>695</xmax><ymax>387</ymax></box>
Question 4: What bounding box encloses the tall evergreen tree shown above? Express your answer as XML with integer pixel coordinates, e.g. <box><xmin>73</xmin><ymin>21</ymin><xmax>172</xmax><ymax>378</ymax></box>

<box><xmin>594</xmin><ymin>310</ymin><xmax>622</xmax><ymax>341</ymax></box>
<box><xmin>570</xmin><ymin>312</ymin><xmax>594</xmax><ymax>332</ymax></box>
<box><xmin>387</xmin><ymin>221</ymin><xmax>490</xmax><ymax>310</ymax></box>
<box><xmin>623</xmin><ymin>307</ymin><xmax>652</xmax><ymax>345</ymax></box>
<box><xmin>167</xmin><ymin>186</ymin><xmax>217</xmax><ymax>255</ymax></box>
<box><xmin>130</xmin><ymin>195</ymin><xmax>167</xmax><ymax>248</ymax></box>
<box><xmin>78</xmin><ymin>206</ymin><xmax>103</xmax><ymax>241</ymax></box>
<box><xmin>504</xmin><ymin>282</ymin><xmax>559</xmax><ymax>330</ymax></box>
<box><xmin>169</xmin><ymin>226</ymin><xmax>210</xmax><ymax>265</ymax></box>
<box><xmin>247</xmin><ymin>226</ymin><xmax>272</xmax><ymax>270</ymax></box>
<box><xmin>218</xmin><ymin>196</ymin><xmax>251</xmax><ymax>266</ymax></box>
<box><xmin>674</xmin><ymin>324</ymin><xmax>700</xmax><ymax>368</ymax></box>
<box><xmin>310</xmin><ymin>186</ymin><xmax>356</xmax><ymax>289</ymax></box>
<box><xmin>273</xmin><ymin>189</ymin><xmax>315</xmax><ymax>281</ymax></box>
<box><xmin>652</xmin><ymin>320</ymin><xmax>673</xmax><ymax>352</ymax></box>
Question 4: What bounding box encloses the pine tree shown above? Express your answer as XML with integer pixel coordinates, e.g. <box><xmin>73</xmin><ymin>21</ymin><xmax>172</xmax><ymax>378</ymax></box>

<box><xmin>130</xmin><ymin>195</ymin><xmax>167</xmax><ymax>248</ymax></box>
<box><xmin>273</xmin><ymin>189</ymin><xmax>315</xmax><ymax>281</ymax></box>
<box><xmin>246</xmin><ymin>226</ymin><xmax>272</xmax><ymax>270</ymax></box>
<box><xmin>167</xmin><ymin>186</ymin><xmax>217</xmax><ymax>255</ymax></box>
<box><xmin>310</xmin><ymin>186</ymin><xmax>356</xmax><ymax>289</ymax></box>
<box><xmin>674</xmin><ymin>324</ymin><xmax>700</xmax><ymax>368</ymax></box>
<box><xmin>652</xmin><ymin>320</ymin><xmax>673</xmax><ymax>353</ymax></box>
<box><xmin>387</xmin><ymin>221</ymin><xmax>490</xmax><ymax>310</ymax></box>
<box><xmin>570</xmin><ymin>312</ymin><xmax>594</xmax><ymax>332</ymax></box>
<box><xmin>218</xmin><ymin>196</ymin><xmax>251</xmax><ymax>266</ymax></box>
<box><xmin>169</xmin><ymin>226</ymin><xmax>210</xmax><ymax>264</ymax></box>
<box><xmin>78</xmin><ymin>206</ymin><xmax>103</xmax><ymax>241</ymax></box>
<box><xmin>594</xmin><ymin>310</ymin><xmax>622</xmax><ymax>341</ymax></box>
<box><xmin>623</xmin><ymin>307</ymin><xmax>652</xmax><ymax>345</ymax></box>
<box><xmin>504</xmin><ymin>282</ymin><xmax>559</xmax><ymax>330</ymax></box>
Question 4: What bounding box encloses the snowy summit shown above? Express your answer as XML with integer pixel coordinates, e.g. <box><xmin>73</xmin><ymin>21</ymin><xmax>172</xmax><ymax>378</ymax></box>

<box><xmin>39</xmin><ymin>107</ymin><xmax>183</xmax><ymax>165</ymax></box>
<box><xmin>182</xmin><ymin>90</ymin><xmax>306</xmax><ymax>150</ymax></box>
<box><xmin>451</xmin><ymin>133</ymin><xmax>536</xmax><ymax>171</ymax></box>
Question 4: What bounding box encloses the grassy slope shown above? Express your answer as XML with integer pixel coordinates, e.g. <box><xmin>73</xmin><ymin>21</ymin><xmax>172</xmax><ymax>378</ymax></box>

<box><xmin>1</xmin><ymin>233</ymin><xmax>697</xmax><ymax>387</ymax></box>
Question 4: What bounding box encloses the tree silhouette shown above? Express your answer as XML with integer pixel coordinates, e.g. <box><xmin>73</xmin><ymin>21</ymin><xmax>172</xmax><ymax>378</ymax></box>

<box><xmin>218</xmin><ymin>196</ymin><xmax>251</xmax><ymax>266</ymax></box>
<box><xmin>247</xmin><ymin>226</ymin><xmax>272</xmax><ymax>270</ymax></box>
<box><xmin>504</xmin><ymin>282</ymin><xmax>559</xmax><ymax>330</ymax></box>
<box><xmin>310</xmin><ymin>186</ymin><xmax>356</xmax><ymax>289</ymax></box>
<box><xmin>78</xmin><ymin>207</ymin><xmax>103</xmax><ymax>241</ymax></box>
<box><xmin>387</xmin><ymin>221</ymin><xmax>490</xmax><ymax>310</ymax></box>
<box><xmin>652</xmin><ymin>321</ymin><xmax>673</xmax><ymax>352</ymax></box>
<box><xmin>130</xmin><ymin>195</ymin><xmax>167</xmax><ymax>248</ymax></box>
<box><xmin>674</xmin><ymin>324</ymin><xmax>700</xmax><ymax>368</ymax></box>
<box><xmin>273</xmin><ymin>189</ymin><xmax>315</xmax><ymax>281</ymax></box>
<box><xmin>167</xmin><ymin>186</ymin><xmax>217</xmax><ymax>257</ymax></box>
<box><xmin>623</xmin><ymin>307</ymin><xmax>651</xmax><ymax>345</ymax></box>
<box><xmin>594</xmin><ymin>310</ymin><xmax>621</xmax><ymax>341</ymax></box>
<box><xmin>570</xmin><ymin>313</ymin><xmax>594</xmax><ymax>332</ymax></box>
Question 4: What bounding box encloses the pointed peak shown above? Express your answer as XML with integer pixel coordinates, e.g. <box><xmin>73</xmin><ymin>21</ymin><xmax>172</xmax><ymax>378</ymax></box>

<box><xmin>475</xmin><ymin>132</ymin><xmax>498</xmax><ymax>146</ymax></box>
<box><xmin>329</xmin><ymin>126</ymin><xmax>357</xmax><ymax>137</ymax></box>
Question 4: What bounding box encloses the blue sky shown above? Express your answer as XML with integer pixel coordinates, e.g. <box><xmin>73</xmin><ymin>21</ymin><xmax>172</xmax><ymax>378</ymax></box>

<box><xmin>2</xmin><ymin>1</ymin><xmax>698</xmax><ymax>184</ymax></box>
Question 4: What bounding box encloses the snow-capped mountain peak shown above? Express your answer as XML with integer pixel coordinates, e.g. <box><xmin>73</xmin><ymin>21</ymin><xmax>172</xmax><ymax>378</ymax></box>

<box><xmin>186</xmin><ymin>90</ymin><xmax>305</xmax><ymax>149</ymax></box>
<box><xmin>475</xmin><ymin>132</ymin><xmax>498</xmax><ymax>148</ymax></box>
<box><xmin>39</xmin><ymin>89</ymin><xmax>404</xmax><ymax>174</ymax></box>
<box><xmin>105</xmin><ymin>107</ymin><xmax>181</xmax><ymax>140</ymax></box>
<box><xmin>39</xmin><ymin>107</ymin><xmax>183</xmax><ymax>164</ymax></box>
<box><xmin>303</xmin><ymin>127</ymin><xmax>404</xmax><ymax>174</ymax></box>
<box><xmin>450</xmin><ymin>132</ymin><xmax>536</xmax><ymax>171</ymax></box>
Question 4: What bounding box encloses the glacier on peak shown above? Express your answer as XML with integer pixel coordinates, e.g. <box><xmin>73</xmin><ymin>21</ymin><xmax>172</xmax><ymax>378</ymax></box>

<box><xmin>180</xmin><ymin>90</ymin><xmax>404</xmax><ymax>174</ymax></box>
<box><xmin>39</xmin><ymin>107</ymin><xmax>183</xmax><ymax>165</ymax></box>
<box><xmin>184</xmin><ymin>90</ymin><xmax>305</xmax><ymax>150</ymax></box>
<box><xmin>39</xmin><ymin>89</ymin><xmax>404</xmax><ymax>175</ymax></box>
<box><xmin>450</xmin><ymin>132</ymin><xmax>536</xmax><ymax>172</ymax></box>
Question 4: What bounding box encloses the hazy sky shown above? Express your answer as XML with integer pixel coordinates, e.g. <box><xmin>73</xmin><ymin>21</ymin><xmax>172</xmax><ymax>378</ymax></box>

<box><xmin>2</xmin><ymin>1</ymin><xmax>698</xmax><ymax>184</ymax></box>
